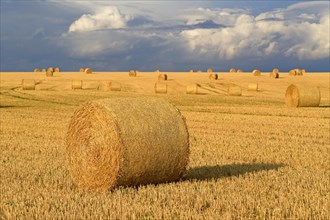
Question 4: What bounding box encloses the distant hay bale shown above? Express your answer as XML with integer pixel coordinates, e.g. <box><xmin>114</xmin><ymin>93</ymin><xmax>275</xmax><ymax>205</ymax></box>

<box><xmin>237</xmin><ymin>69</ymin><xmax>243</xmax><ymax>73</ymax></box>
<box><xmin>129</xmin><ymin>70</ymin><xmax>137</xmax><ymax>77</ymax></box>
<box><xmin>22</xmin><ymin>79</ymin><xmax>35</xmax><ymax>90</ymax></box>
<box><xmin>302</xmin><ymin>69</ymin><xmax>306</xmax><ymax>75</ymax></box>
<box><xmin>270</xmin><ymin>68</ymin><xmax>279</xmax><ymax>78</ymax></box>
<box><xmin>48</xmin><ymin>67</ymin><xmax>54</xmax><ymax>72</ymax></box>
<box><xmin>252</xmin><ymin>69</ymin><xmax>261</xmax><ymax>76</ymax></box>
<box><xmin>294</xmin><ymin>68</ymin><xmax>303</xmax><ymax>76</ymax></box>
<box><xmin>230</xmin><ymin>68</ymin><xmax>236</xmax><ymax>73</ymax></box>
<box><xmin>155</xmin><ymin>70</ymin><xmax>160</xmax><ymax>73</ymax></box>
<box><xmin>273</xmin><ymin>68</ymin><xmax>279</xmax><ymax>73</ymax></box>
<box><xmin>285</xmin><ymin>84</ymin><xmax>320</xmax><ymax>107</ymax></box>
<box><xmin>34</xmin><ymin>68</ymin><xmax>40</xmax><ymax>72</ymax></box>
<box><xmin>82</xmin><ymin>81</ymin><xmax>99</xmax><ymax>90</ymax></box>
<box><xmin>154</xmin><ymin>83</ymin><xmax>167</xmax><ymax>93</ymax></box>
<box><xmin>41</xmin><ymin>69</ymin><xmax>46</xmax><ymax>73</ymax></box>
<box><xmin>289</xmin><ymin>69</ymin><xmax>296</xmax><ymax>76</ymax></box>
<box><xmin>186</xmin><ymin>84</ymin><xmax>198</xmax><ymax>94</ymax></box>
<box><xmin>197</xmin><ymin>70</ymin><xmax>202</xmax><ymax>73</ymax></box>
<box><xmin>209</xmin><ymin>73</ymin><xmax>218</xmax><ymax>80</ymax></box>
<box><xmin>158</xmin><ymin>74</ymin><xmax>168</xmax><ymax>81</ymax></box>
<box><xmin>207</xmin><ymin>68</ymin><xmax>213</xmax><ymax>73</ymax></box>
<box><xmin>189</xmin><ymin>70</ymin><xmax>194</xmax><ymax>73</ymax></box>
<box><xmin>72</xmin><ymin>80</ymin><xmax>82</xmax><ymax>90</ymax></box>
<box><xmin>66</xmin><ymin>98</ymin><xmax>189</xmax><ymax>190</ymax></box>
<box><xmin>55</xmin><ymin>67</ymin><xmax>61</xmax><ymax>72</ymax></box>
<box><xmin>85</xmin><ymin>68</ymin><xmax>93</xmax><ymax>74</ymax></box>
<box><xmin>248</xmin><ymin>83</ymin><xmax>258</xmax><ymax>91</ymax></box>
<box><xmin>99</xmin><ymin>81</ymin><xmax>121</xmax><ymax>91</ymax></box>
<box><xmin>46</xmin><ymin>70</ymin><xmax>54</xmax><ymax>77</ymax></box>
<box><xmin>80</xmin><ymin>68</ymin><xmax>85</xmax><ymax>72</ymax></box>
<box><xmin>227</xmin><ymin>86</ymin><xmax>242</xmax><ymax>96</ymax></box>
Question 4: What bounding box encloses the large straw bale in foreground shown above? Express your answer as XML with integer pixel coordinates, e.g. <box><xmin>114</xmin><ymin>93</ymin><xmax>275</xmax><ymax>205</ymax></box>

<box><xmin>158</xmin><ymin>74</ymin><xmax>168</xmax><ymax>81</ymax></box>
<box><xmin>99</xmin><ymin>81</ymin><xmax>121</xmax><ymax>91</ymax></box>
<box><xmin>66</xmin><ymin>98</ymin><xmax>189</xmax><ymax>190</ymax></box>
<box><xmin>155</xmin><ymin>83</ymin><xmax>167</xmax><ymax>93</ymax></box>
<box><xmin>22</xmin><ymin>79</ymin><xmax>35</xmax><ymax>90</ymax></box>
<box><xmin>253</xmin><ymin>69</ymin><xmax>261</xmax><ymax>76</ymax></box>
<box><xmin>248</xmin><ymin>83</ymin><xmax>258</xmax><ymax>91</ymax></box>
<box><xmin>85</xmin><ymin>68</ymin><xmax>93</xmax><ymax>74</ymax></box>
<box><xmin>285</xmin><ymin>84</ymin><xmax>320</xmax><ymax>107</ymax></box>
<box><xmin>129</xmin><ymin>70</ymin><xmax>137</xmax><ymax>77</ymax></box>
<box><xmin>72</xmin><ymin>80</ymin><xmax>82</xmax><ymax>89</ymax></box>
<box><xmin>209</xmin><ymin>73</ymin><xmax>218</xmax><ymax>80</ymax></box>
<box><xmin>186</xmin><ymin>84</ymin><xmax>198</xmax><ymax>94</ymax></box>
<box><xmin>227</xmin><ymin>86</ymin><xmax>242</xmax><ymax>96</ymax></box>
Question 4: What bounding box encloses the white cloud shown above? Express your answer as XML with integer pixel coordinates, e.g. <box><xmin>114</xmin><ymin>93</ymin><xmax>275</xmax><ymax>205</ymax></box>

<box><xmin>68</xmin><ymin>6</ymin><xmax>131</xmax><ymax>32</ymax></box>
<box><xmin>180</xmin><ymin>2</ymin><xmax>330</xmax><ymax>60</ymax></box>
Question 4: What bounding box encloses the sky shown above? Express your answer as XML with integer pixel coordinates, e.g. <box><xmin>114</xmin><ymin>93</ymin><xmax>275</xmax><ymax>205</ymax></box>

<box><xmin>0</xmin><ymin>1</ymin><xmax>329</xmax><ymax>72</ymax></box>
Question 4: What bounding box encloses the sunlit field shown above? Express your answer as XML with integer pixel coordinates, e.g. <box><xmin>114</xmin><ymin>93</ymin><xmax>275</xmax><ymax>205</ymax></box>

<box><xmin>0</xmin><ymin>71</ymin><xmax>329</xmax><ymax>219</ymax></box>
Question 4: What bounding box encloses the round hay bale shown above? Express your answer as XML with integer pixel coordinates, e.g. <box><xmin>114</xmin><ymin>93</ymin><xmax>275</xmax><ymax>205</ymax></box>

<box><xmin>79</xmin><ymin>68</ymin><xmax>85</xmax><ymax>72</ymax></box>
<box><xmin>295</xmin><ymin>68</ymin><xmax>303</xmax><ymax>76</ymax></box>
<box><xmin>189</xmin><ymin>70</ymin><xmax>194</xmax><ymax>73</ymax></box>
<box><xmin>129</xmin><ymin>70</ymin><xmax>137</xmax><ymax>77</ymax></box>
<box><xmin>285</xmin><ymin>84</ymin><xmax>320</xmax><ymax>107</ymax></box>
<box><xmin>227</xmin><ymin>86</ymin><xmax>242</xmax><ymax>96</ymax></box>
<box><xmin>55</xmin><ymin>67</ymin><xmax>61</xmax><ymax>72</ymax></box>
<box><xmin>237</xmin><ymin>69</ymin><xmax>243</xmax><ymax>73</ymax></box>
<box><xmin>66</xmin><ymin>98</ymin><xmax>189</xmax><ymax>190</ymax></box>
<box><xmin>110</xmin><ymin>82</ymin><xmax>121</xmax><ymax>91</ymax></box>
<box><xmin>289</xmin><ymin>69</ymin><xmax>296</xmax><ymax>76</ymax></box>
<box><xmin>82</xmin><ymin>81</ymin><xmax>99</xmax><ymax>90</ymax></box>
<box><xmin>186</xmin><ymin>84</ymin><xmax>198</xmax><ymax>94</ymax></box>
<box><xmin>72</xmin><ymin>80</ymin><xmax>82</xmax><ymax>89</ymax></box>
<box><xmin>230</xmin><ymin>68</ymin><xmax>236</xmax><ymax>73</ymax></box>
<box><xmin>41</xmin><ymin>69</ymin><xmax>46</xmax><ymax>73</ymax></box>
<box><xmin>273</xmin><ymin>68</ymin><xmax>279</xmax><ymax>73</ymax></box>
<box><xmin>46</xmin><ymin>70</ymin><xmax>54</xmax><ymax>77</ymax></box>
<box><xmin>248</xmin><ymin>83</ymin><xmax>258</xmax><ymax>91</ymax></box>
<box><xmin>48</xmin><ymin>67</ymin><xmax>54</xmax><ymax>72</ymax></box>
<box><xmin>209</xmin><ymin>73</ymin><xmax>218</xmax><ymax>80</ymax></box>
<box><xmin>85</xmin><ymin>68</ymin><xmax>93</xmax><ymax>74</ymax></box>
<box><xmin>207</xmin><ymin>68</ymin><xmax>213</xmax><ymax>73</ymax></box>
<box><xmin>158</xmin><ymin>74</ymin><xmax>168</xmax><ymax>81</ymax></box>
<box><xmin>270</xmin><ymin>72</ymin><xmax>279</xmax><ymax>78</ymax></box>
<box><xmin>252</xmin><ymin>69</ymin><xmax>261</xmax><ymax>76</ymax></box>
<box><xmin>34</xmin><ymin>68</ymin><xmax>40</xmax><ymax>72</ymax></box>
<box><xmin>197</xmin><ymin>70</ymin><xmax>202</xmax><ymax>73</ymax></box>
<box><xmin>154</xmin><ymin>83</ymin><xmax>167</xmax><ymax>94</ymax></box>
<box><xmin>22</xmin><ymin>79</ymin><xmax>35</xmax><ymax>90</ymax></box>
<box><xmin>302</xmin><ymin>69</ymin><xmax>306</xmax><ymax>75</ymax></box>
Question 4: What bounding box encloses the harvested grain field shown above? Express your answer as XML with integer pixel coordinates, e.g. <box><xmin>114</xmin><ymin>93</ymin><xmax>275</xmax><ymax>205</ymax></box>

<box><xmin>0</xmin><ymin>71</ymin><xmax>329</xmax><ymax>219</ymax></box>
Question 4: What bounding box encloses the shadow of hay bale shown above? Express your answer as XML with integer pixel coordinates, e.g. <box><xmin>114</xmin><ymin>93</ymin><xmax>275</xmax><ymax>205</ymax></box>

<box><xmin>183</xmin><ymin>163</ymin><xmax>285</xmax><ymax>180</ymax></box>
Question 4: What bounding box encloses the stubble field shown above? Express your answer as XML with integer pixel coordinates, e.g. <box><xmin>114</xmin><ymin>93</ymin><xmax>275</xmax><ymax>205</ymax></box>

<box><xmin>0</xmin><ymin>71</ymin><xmax>329</xmax><ymax>219</ymax></box>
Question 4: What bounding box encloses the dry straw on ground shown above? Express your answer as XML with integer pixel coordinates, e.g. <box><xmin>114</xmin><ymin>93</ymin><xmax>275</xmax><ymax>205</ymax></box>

<box><xmin>227</xmin><ymin>86</ymin><xmax>242</xmax><ymax>96</ymax></box>
<box><xmin>248</xmin><ymin>83</ymin><xmax>258</xmax><ymax>91</ymax></box>
<box><xmin>285</xmin><ymin>84</ymin><xmax>320</xmax><ymax>107</ymax></box>
<box><xmin>46</xmin><ymin>70</ymin><xmax>54</xmax><ymax>77</ymax></box>
<box><xmin>82</xmin><ymin>81</ymin><xmax>99</xmax><ymax>90</ymax></box>
<box><xmin>207</xmin><ymin>68</ymin><xmax>213</xmax><ymax>73</ymax></box>
<box><xmin>80</xmin><ymin>68</ymin><xmax>85</xmax><ymax>72</ymax></box>
<box><xmin>72</xmin><ymin>80</ymin><xmax>82</xmax><ymax>90</ymax></box>
<box><xmin>85</xmin><ymin>68</ymin><xmax>93</xmax><ymax>74</ymax></box>
<box><xmin>230</xmin><ymin>68</ymin><xmax>236</xmax><ymax>73</ymax></box>
<box><xmin>209</xmin><ymin>73</ymin><xmax>218</xmax><ymax>80</ymax></box>
<box><xmin>253</xmin><ymin>69</ymin><xmax>261</xmax><ymax>76</ymax></box>
<box><xmin>22</xmin><ymin>79</ymin><xmax>35</xmax><ymax>90</ymax></box>
<box><xmin>154</xmin><ymin>83</ymin><xmax>167</xmax><ymax>94</ymax></box>
<box><xmin>129</xmin><ymin>70</ymin><xmax>137</xmax><ymax>77</ymax></box>
<box><xmin>186</xmin><ymin>84</ymin><xmax>198</xmax><ymax>94</ymax></box>
<box><xmin>158</xmin><ymin>74</ymin><xmax>168</xmax><ymax>81</ymax></box>
<box><xmin>55</xmin><ymin>67</ymin><xmax>61</xmax><ymax>72</ymax></box>
<box><xmin>66</xmin><ymin>98</ymin><xmax>189</xmax><ymax>191</ymax></box>
<box><xmin>34</xmin><ymin>68</ymin><xmax>40</xmax><ymax>72</ymax></box>
<box><xmin>98</xmin><ymin>81</ymin><xmax>122</xmax><ymax>91</ymax></box>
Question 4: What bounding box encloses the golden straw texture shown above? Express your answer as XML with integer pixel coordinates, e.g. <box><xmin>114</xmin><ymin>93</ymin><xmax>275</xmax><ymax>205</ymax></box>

<box><xmin>154</xmin><ymin>83</ymin><xmax>167</xmax><ymax>93</ymax></box>
<box><xmin>285</xmin><ymin>84</ymin><xmax>320</xmax><ymax>107</ymax></box>
<box><xmin>248</xmin><ymin>83</ymin><xmax>258</xmax><ymax>91</ymax></box>
<box><xmin>253</xmin><ymin>69</ymin><xmax>261</xmax><ymax>76</ymax></box>
<box><xmin>85</xmin><ymin>68</ymin><xmax>93</xmax><ymax>74</ymax></box>
<box><xmin>158</xmin><ymin>74</ymin><xmax>168</xmax><ymax>81</ymax></box>
<box><xmin>227</xmin><ymin>86</ymin><xmax>242</xmax><ymax>96</ymax></box>
<box><xmin>22</xmin><ymin>79</ymin><xmax>35</xmax><ymax>90</ymax></box>
<box><xmin>72</xmin><ymin>80</ymin><xmax>82</xmax><ymax>90</ymax></box>
<box><xmin>66</xmin><ymin>98</ymin><xmax>190</xmax><ymax>191</ymax></box>
<box><xmin>209</xmin><ymin>74</ymin><xmax>218</xmax><ymax>80</ymax></box>
<box><xmin>186</xmin><ymin>84</ymin><xmax>198</xmax><ymax>94</ymax></box>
